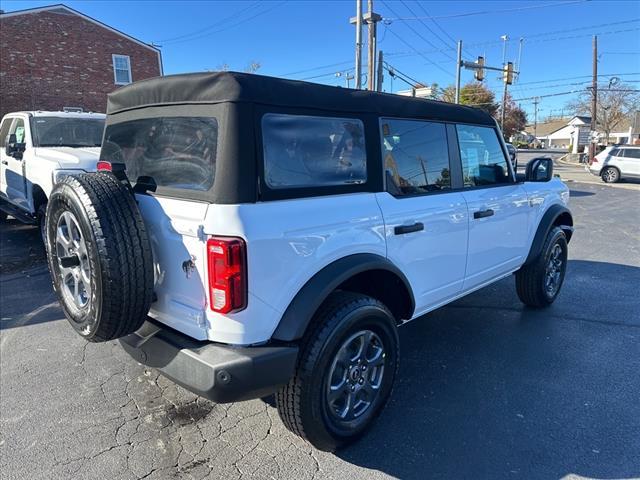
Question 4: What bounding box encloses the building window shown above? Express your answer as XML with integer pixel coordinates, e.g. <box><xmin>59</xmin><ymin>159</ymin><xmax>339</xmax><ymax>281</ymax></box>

<box><xmin>112</xmin><ymin>54</ymin><xmax>132</xmax><ymax>85</ymax></box>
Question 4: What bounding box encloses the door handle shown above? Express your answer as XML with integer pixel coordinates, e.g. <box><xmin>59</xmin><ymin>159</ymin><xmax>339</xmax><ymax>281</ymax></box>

<box><xmin>1</xmin><ymin>160</ymin><xmax>7</xmax><ymax>165</ymax></box>
<box><xmin>394</xmin><ymin>222</ymin><xmax>424</xmax><ymax>235</ymax></box>
<box><xmin>473</xmin><ymin>209</ymin><xmax>494</xmax><ymax>219</ymax></box>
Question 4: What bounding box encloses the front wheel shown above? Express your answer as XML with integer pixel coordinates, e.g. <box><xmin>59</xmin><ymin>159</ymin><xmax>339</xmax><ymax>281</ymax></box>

<box><xmin>276</xmin><ymin>292</ymin><xmax>399</xmax><ymax>451</ymax></box>
<box><xmin>516</xmin><ymin>226</ymin><xmax>568</xmax><ymax>308</ymax></box>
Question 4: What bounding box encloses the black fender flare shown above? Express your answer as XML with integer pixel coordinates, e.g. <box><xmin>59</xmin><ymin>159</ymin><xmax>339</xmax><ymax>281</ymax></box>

<box><xmin>271</xmin><ymin>253</ymin><xmax>415</xmax><ymax>342</ymax></box>
<box><xmin>524</xmin><ymin>204</ymin><xmax>573</xmax><ymax>266</ymax></box>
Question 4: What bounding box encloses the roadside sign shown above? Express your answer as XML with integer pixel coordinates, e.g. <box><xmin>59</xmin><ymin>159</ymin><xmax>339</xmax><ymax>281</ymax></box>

<box><xmin>577</xmin><ymin>127</ymin><xmax>590</xmax><ymax>146</ymax></box>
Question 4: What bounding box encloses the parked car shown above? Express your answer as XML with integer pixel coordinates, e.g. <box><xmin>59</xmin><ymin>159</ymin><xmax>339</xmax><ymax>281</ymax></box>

<box><xmin>587</xmin><ymin>145</ymin><xmax>640</xmax><ymax>183</ymax></box>
<box><xmin>505</xmin><ymin>142</ymin><xmax>518</xmax><ymax>170</ymax></box>
<box><xmin>0</xmin><ymin>110</ymin><xmax>105</xmax><ymax>239</ymax></box>
<box><xmin>45</xmin><ymin>72</ymin><xmax>573</xmax><ymax>451</ymax></box>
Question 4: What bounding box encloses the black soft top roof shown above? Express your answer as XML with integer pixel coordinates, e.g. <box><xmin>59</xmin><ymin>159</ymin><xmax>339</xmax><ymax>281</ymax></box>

<box><xmin>107</xmin><ymin>71</ymin><xmax>495</xmax><ymax>126</ymax></box>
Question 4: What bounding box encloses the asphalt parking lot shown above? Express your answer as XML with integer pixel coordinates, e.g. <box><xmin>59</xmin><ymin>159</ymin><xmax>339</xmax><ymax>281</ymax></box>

<box><xmin>1</xmin><ymin>166</ymin><xmax>639</xmax><ymax>479</ymax></box>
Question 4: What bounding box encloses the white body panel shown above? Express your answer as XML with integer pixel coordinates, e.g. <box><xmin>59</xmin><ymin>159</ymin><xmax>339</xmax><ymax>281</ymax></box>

<box><xmin>461</xmin><ymin>184</ymin><xmax>530</xmax><ymax>290</ymax></box>
<box><xmin>138</xmin><ymin>176</ymin><xmax>569</xmax><ymax>346</ymax></box>
<box><xmin>375</xmin><ymin>191</ymin><xmax>469</xmax><ymax>314</ymax></box>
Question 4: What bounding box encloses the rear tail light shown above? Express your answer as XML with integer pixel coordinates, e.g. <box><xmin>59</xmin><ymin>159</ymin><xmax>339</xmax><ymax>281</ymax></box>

<box><xmin>97</xmin><ymin>161</ymin><xmax>112</xmax><ymax>171</ymax></box>
<box><xmin>207</xmin><ymin>237</ymin><xmax>247</xmax><ymax>313</ymax></box>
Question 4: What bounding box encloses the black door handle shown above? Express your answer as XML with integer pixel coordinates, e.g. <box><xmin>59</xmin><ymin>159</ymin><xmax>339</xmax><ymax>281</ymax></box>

<box><xmin>474</xmin><ymin>209</ymin><xmax>494</xmax><ymax>219</ymax></box>
<box><xmin>1</xmin><ymin>160</ymin><xmax>7</xmax><ymax>165</ymax></box>
<box><xmin>394</xmin><ymin>222</ymin><xmax>424</xmax><ymax>235</ymax></box>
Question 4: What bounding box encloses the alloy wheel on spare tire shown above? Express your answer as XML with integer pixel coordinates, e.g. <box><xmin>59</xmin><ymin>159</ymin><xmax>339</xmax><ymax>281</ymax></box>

<box><xmin>45</xmin><ymin>172</ymin><xmax>154</xmax><ymax>342</ymax></box>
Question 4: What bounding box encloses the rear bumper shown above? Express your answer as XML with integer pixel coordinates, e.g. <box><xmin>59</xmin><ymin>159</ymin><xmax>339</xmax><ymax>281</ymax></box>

<box><xmin>120</xmin><ymin>319</ymin><xmax>298</xmax><ymax>403</ymax></box>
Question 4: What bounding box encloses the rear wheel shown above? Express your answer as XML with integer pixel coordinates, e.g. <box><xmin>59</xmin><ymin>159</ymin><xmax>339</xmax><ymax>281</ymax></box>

<box><xmin>37</xmin><ymin>203</ymin><xmax>47</xmax><ymax>244</ymax></box>
<box><xmin>601</xmin><ymin>166</ymin><xmax>620</xmax><ymax>183</ymax></box>
<box><xmin>46</xmin><ymin>173</ymin><xmax>154</xmax><ymax>342</ymax></box>
<box><xmin>516</xmin><ymin>226</ymin><xmax>568</xmax><ymax>308</ymax></box>
<box><xmin>276</xmin><ymin>292</ymin><xmax>399</xmax><ymax>451</ymax></box>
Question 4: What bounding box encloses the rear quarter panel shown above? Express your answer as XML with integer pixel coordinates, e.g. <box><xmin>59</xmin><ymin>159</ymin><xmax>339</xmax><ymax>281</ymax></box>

<box><xmin>203</xmin><ymin>193</ymin><xmax>386</xmax><ymax>345</ymax></box>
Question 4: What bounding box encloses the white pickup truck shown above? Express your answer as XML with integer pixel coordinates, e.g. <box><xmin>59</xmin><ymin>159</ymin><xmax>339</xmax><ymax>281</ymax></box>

<box><xmin>0</xmin><ymin>110</ymin><xmax>105</xmax><ymax>239</ymax></box>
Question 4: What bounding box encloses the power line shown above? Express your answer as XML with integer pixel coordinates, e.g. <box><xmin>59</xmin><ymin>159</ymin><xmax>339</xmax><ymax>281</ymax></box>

<box><xmin>398</xmin><ymin>0</ymin><xmax>456</xmax><ymax>56</ymax></box>
<box><xmin>383</xmin><ymin>0</ymin><xmax>589</xmax><ymax>21</ymax></box>
<box><xmin>386</xmin><ymin>19</ymin><xmax>640</xmax><ymax>57</ymax></box>
<box><xmin>280</xmin><ymin>60</ymin><xmax>354</xmax><ymax>77</ymax></box>
<box><xmin>159</xmin><ymin>1</ymin><xmax>287</xmax><ymax>46</ymax></box>
<box><xmin>155</xmin><ymin>1</ymin><xmax>261</xmax><ymax>43</ymax></box>
<box><xmin>382</xmin><ymin>0</ymin><xmax>455</xmax><ymax>60</ymax></box>
<box><xmin>383</xmin><ymin>23</ymin><xmax>455</xmax><ymax>77</ymax></box>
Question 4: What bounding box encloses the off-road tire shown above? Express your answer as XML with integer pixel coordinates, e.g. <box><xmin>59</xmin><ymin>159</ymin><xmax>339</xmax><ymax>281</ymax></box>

<box><xmin>601</xmin><ymin>166</ymin><xmax>620</xmax><ymax>183</ymax></box>
<box><xmin>46</xmin><ymin>172</ymin><xmax>154</xmax><ymax>342</ymax></box>
<box><xmin>516</xmin><ymin>226</ymin><xmax>568</xmax><ymax>308</ymax></box>
<box><xmin>276</xmin><ymin>291</ymin><xmax>399</xmax><ymax>451</ymax></box>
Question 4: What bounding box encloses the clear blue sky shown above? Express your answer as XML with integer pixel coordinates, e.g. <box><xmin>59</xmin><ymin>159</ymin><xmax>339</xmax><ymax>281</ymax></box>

<box><xmin>3</xmin><ymin>0</ymin><xmax>640</xmax><ymax>121</ymax></box>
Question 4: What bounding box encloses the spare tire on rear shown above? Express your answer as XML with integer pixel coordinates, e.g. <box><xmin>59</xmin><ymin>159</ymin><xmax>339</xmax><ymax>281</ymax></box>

<box><xmin>45</xmin><ymin>172</ymin><xmax>154</xmax><ymax>342</ymax></box>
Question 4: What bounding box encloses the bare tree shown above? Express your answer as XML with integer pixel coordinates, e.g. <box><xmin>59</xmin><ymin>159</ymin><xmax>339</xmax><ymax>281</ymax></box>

<box><xmin>566</xmin><ymin>84</ymin><xmax>640</xmax><ymax>144</ymax></box>
<box><xmin>245</xmin><ymin>61</ymin><xmax>261</xmax><ymax>73</ymax></box>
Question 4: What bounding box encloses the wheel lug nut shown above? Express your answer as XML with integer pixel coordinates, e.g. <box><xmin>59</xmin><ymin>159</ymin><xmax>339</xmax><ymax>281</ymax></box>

<box><xmin>359</xmin><ymin>378</ymin><xmax>364</xmax><ymax>384</ymax></box>
<box><xmin>362</xmin><ymin>365</ymin><xmax>367</xmax><ymax>371</ymax></box>
<box><xmin>351</xmin><ymin>385</ymin><xmax>355</xmax><ymax>392</ymax></box>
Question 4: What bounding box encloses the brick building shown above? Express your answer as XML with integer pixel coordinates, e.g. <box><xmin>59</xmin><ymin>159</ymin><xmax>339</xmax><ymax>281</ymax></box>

<box><xmin>0</xmin><ymin>4</ymin><xmax>162</xmax><ymax>118</ymax></box>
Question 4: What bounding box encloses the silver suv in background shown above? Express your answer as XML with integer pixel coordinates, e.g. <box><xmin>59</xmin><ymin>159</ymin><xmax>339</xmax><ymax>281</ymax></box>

<box><xmin>588</xmin><ymin>145</ymin><xmax>640</xmax><ymax>183</ymax></box>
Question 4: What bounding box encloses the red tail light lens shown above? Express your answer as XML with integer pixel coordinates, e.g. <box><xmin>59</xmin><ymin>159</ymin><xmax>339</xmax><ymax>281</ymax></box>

<box><xmin>97</xmin><ymin>161</ymin><xmax>112</xmax><ymax>171</ymax></box>
<box><xmin>207</xmin><ymin>237</ymin><xmax>247</xmax><ymax>313</ymax></box>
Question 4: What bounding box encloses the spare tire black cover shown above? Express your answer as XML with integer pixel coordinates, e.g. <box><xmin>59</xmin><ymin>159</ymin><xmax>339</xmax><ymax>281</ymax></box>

<box><xmin>46</xmin><ymin>172</ymin><xmax>154</xmax><ymax>342</ymax></box>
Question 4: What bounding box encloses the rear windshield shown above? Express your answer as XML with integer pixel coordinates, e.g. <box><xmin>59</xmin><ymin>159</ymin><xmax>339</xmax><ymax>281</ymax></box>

<box><xmin>102</xmin><ymin>117</ymin><xmax>218</xmax><ymax>191</ymax></box>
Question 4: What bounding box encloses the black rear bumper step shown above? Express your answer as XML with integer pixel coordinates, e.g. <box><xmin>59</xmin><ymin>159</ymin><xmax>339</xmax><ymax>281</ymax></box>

<box><xmin>119</xmin><ymin>319</ymin><xmax>298</xmax><ymax>403</ymax></box>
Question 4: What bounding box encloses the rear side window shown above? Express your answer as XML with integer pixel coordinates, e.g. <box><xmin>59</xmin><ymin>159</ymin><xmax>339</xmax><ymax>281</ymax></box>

<box><xmin>621</xmin><ymin>148</ymin><xmax>640</xmax><ymax>159</ymax></box>
<box><xmin>456</xmin><ymin>124</ymin><xmax>511</xmax><ymax>187</ymax></box>
<box><xmin>102</xmin><ymin>117</ymin><xmax>217</xmax><ymax>191</ymax></box>
<box><xmin>380</xmin><ymin>118</ymin><xmax>451</xmax><ymax>195</ymax></box>
<box><xmin>262</xmin><ymin>113</ymin><xmax>367</xmax><ymax>189</ymax></box>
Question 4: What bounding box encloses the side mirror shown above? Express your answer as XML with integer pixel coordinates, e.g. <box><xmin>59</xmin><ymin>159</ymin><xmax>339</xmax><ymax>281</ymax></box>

<box><xmin>525</xmin><ymin>157</ymin><xmax>554</xmax><ymax>182</ymax></box>
<box><xmin>5</xmin><ymin>133</ymin><xmax>25</xmax><ymax>159</ymax></box>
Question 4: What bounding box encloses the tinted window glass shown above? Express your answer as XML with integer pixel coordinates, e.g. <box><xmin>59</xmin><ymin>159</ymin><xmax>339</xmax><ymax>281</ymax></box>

<box><xmin>32</xmin><ymin>117</ymin><xmax>104</xmax><ymax>147</ymax></box>
<box><xmin>609</xmin><ymin>148</ymin><xmax>620</xmax><ymax>157</ymax></box>
<box><xmin>262</xmin><ymin>114</ymin><xmax>366</xmax><ymax>189</ymax></box>
<box><xmin>0</xmin><ymin>119</ymin><xmax>12</xmax><ymax>147</ymax></box>
<box><xmin>11</xmin><ymin>119</ymin><xmax>26</xmax><ymax>144</ymax></box>
<box><xmin>380</xmin><ymin>119</ymin><xmax>451</xmax><ymax>194</ymax></box>
<box><xmin>622</xmin><ymin>148</ymin><xmax>640</xmax><ymax>159</ymax></box>
<box><xmin>456</xmin><ymin>124</ymin><xmax>511</xmax><ymax>187</ymax></box>
<box><xmin>102</xmin><ymin>117</ymin><xmax>217</xmax><ymax>191</ymax></box>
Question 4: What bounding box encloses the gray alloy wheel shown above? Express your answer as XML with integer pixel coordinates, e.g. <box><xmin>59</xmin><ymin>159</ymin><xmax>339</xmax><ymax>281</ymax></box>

<box><xmin>601</xmin><ymin>167</ymin><xmax>619</xmax><ymax>183</ymax></box>
<box><xmin>55</xmin><ymin>210</ymin><xmax>91</xmax><ymax>310</ymax></box>
<box><xmin>325</xmin><ymin>329</ymin><xmax>386</xmax><ymax>423</ymax></box>
<box><xmin>544</xmin><ymin>243</ymin><xmax>564</xmax><ymax>297</ymax></box>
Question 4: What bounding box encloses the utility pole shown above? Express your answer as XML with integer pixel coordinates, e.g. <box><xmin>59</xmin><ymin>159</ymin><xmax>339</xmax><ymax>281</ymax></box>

<box><xmin>590</xmin><ymin>35</ymin><xmax>598</xmax><ymax>160</ymax></box>
<box><xmin>376</xmin><ymin>50</ymin><xmax>384</xmax><ymax>92</ymax></box>
<box><xmin>365</xmin><ymin>0</ymin><xmax>381</xmax><ymax>91</ymax></box>
<box><xmin>533</xmin><ymin>97</ymin><xmax>540</xmax><ymax>144</ymax></box>
<box><xmin>500</xmin><ymin>62</ymin><xmax>514</xmax><ymax>133</ymax></box>
<box><xmin>354</xmin><ymin>0</ymin><xmax>363</xmax><ymax>89</ymax></box>
<box><xmin>454</xmin><ymin>40</ymin><xmax>462</xmax><ymax>104</ymax></box>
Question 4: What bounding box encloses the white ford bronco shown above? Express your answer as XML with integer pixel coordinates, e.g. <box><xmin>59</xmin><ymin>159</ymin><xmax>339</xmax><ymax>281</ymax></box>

<box><xmin>0</xmin><ymin>110</ymin><xmax>105</xmax><ymax>239</ymax></box>
<box><xmin>45</xmin><ymin>72</ymin><xmax>573</xmax><ymax>451</ymax></box>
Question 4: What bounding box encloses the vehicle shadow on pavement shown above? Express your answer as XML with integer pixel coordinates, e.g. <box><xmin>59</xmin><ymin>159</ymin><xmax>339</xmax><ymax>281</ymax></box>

<box><xmin>337</xmin><ymin>259</ymin><xmax>640</xmax><ymax>479</ymax></box>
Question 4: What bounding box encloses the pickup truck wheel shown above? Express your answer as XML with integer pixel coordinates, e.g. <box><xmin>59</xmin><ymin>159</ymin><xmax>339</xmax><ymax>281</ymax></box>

<box><xmin>46</xmin><ymin>173</ymin><xmax>154</xmax><ymax>342</ymax></box>
<box><xmin>516</xmin><ymin>226</ymin><xmax>568</xmax><ymax>308</ymax></box>
<box><xmin>37</xmin><ymin>203</ymin><xmax>47</xmax><ymax>244</ymax></box>
<box><xmin>276</xmin><ymin>292</ymin><xmax>399</xmax><ymax>451</ymax></box>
